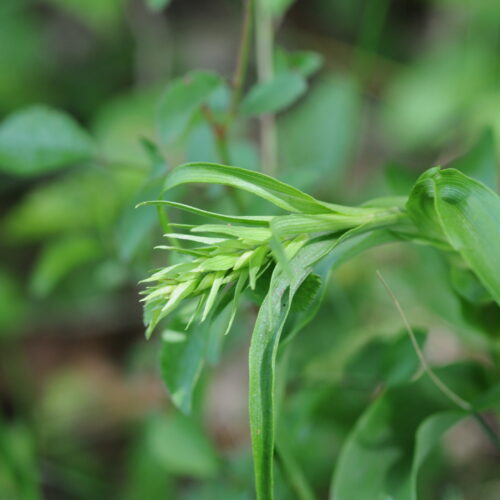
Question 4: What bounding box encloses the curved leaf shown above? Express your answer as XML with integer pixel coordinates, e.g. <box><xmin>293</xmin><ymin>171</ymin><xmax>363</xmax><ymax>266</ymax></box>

<box><xmin>164</xmin><ymin>162</ymin><xmax>345</xmax><ymax>214</ymax></box>
<box><xmin>407</xmin><ymin>168</ymin><xmax>500</xmax><ymax>303</ymax></box>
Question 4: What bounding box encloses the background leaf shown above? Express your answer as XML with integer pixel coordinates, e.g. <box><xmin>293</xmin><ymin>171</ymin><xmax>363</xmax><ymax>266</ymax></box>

<box><xmin>241</xmin><ymin>72</ymin><xmax>307</xmax><ymax>116</ymax></box>
<box><xmin>157</xmin><ymin>71</ymin><xmax>223</xmax><ymax>145</ymax></box>
<box><xmin>0</xmin><ymin>105</ymin><xmax>95</xmax><ymax>176</ymax></box>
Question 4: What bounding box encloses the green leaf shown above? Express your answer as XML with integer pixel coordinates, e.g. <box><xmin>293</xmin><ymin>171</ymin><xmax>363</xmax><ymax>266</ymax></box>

<box><xmin>30</xmin><ymin>236</ymin><xmax>103</xmax><ymax>298</ymax></box>
<box><xmin>249</xmin><ymin>228</ymin><xmax>405</xmax><ymax>499</ymax></box>
<box><xmin>144</xmin><ymin>412</ymin><xmax>219</xmax><ymax>478</ymax></box>
<box><xmin>160</xmin><ymin>298</ymin><xmax>232</xmax><ymax>413</ymax></box>
<box><xmin>410</xmin><ymin>411</ymin><xmax>464</xmax><ymax>500</ymax></box>
<box><xmin>117</xmin><ymin>141</ymin><xmax>167</xmax><ymax>261</ymax></box>
<box><xmin>241</xmin><ymin>72</ymin><xmax>307</xmax><ymax>116</ymax></box>
<box><xmin>0</xmin><ymin>105</ymin><xmax>95</xmax><ymax>176</ymax></box>
<box><xmin>249</xmin><ymin>240</ymin><xmax>334</xmax><ymax>500</ymax></box>
<box><xmin>139</xmin><ymin>200</ymin><xmax>272</xmax><ymax>226</ymax></box>
<box><xmin>163</xmin><ymin>162</ymin><xmax>339</xmax><ymax>214</ymax></box>
<box><xmin>274</xmin><ymin>48</ymin><xmax>323</xmax><ymax>78</ymax></box>
<box><xmin>279</xmin><ymin>75</ymin><xmax>361</xmax><ymax>189</ymax></box>
<box><xmin>330</xmin><ymin>384</ymin><xmax>448</xmax><ymax>500</ymax></box>
<box><xmin>160</xmin><ymin>322</ymin><xmax>211</xmax><ymax>414</ymax></box>
<box><xmin>407</xmin><ymin>168</ymin><xmax>500</xmax><ymax>303</ymax></box>
<box><xmin>157</xmin><ymin>71</ymin><xmax>223</xmax><ymax>145</ymax></box>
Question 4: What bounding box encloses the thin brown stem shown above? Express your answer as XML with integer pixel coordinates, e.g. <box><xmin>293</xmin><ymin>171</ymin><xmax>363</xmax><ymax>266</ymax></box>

<box><xmin>376</xmin><ymin>270</ymin><xmax>471</xmax><ymax>411</ymax></box>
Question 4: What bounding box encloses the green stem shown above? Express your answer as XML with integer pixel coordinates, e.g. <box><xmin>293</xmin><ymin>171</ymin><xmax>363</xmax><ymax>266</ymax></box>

<box><xmin>354</xmin><ymin>0</ymin><xmax>391</xmax><ymax>83</ymax></box>
<box><xmin>228</xmin><ymin>0</ymin><xmax>255</xmax><ymax>124</ymax></box>
<box><xmin>255</xmin><ymin>0</ymin><xmax>277</xmax><ymax>176</ymax></box>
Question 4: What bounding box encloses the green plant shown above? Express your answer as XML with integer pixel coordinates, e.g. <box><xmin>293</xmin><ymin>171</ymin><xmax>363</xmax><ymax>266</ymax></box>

<box><xmin>1</xmin><ymin>0</ymin><xmax>500</xmax><ymax>498</ymax></box>
<box><xmin>141</xmin><ymin>162</ymin><xmax>500</xmax><ymax>499</ymax></box>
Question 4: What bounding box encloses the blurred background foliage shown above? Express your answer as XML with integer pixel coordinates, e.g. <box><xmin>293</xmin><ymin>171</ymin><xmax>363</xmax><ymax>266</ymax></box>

<box><xmin>0</xmin><ymin>0</ymin><xmax>499</xmax><ymax>498</ymax></box>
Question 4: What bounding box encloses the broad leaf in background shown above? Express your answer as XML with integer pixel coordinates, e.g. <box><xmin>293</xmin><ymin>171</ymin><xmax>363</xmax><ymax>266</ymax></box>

<box><xmin>279</xmin><ymin>75</ymin><xmax>361</xmax><ymax>190</ymax></box>
<box><xmin>144</xmin><ymin>412</ymin><xmax>219</xmax><ymax>478</ymax></box>
<box><xmin>3</xmin><ymin>167</ymin><xmax>140</xmax><ymax>242</ymax></box>
<box><xmin>160</xmin><ymin>326</ymin><xmax>209</xmax><ymax>415</ymax></box>
<box><xmin>92</xmin><ymin>87</ymin><xmax>160</xmax><ymax>165</ymax></box>
<box><xmin>157</xmin><ymin>71</ymin><xmax>223</xmax><ymax>145</ymax></box>
<box><xmin>274</xmin><ymin>48</ymin><xmax>323</xmax><ymax>78</ymax></box>
<box><xmin>117</xmin><ymin>141</ymin><xmax>168</xmax><ymax>261</ymax></box>
<box><xmin>241</xmin><ymin>72</ymin><xmax>307</xmax><ymax>116</ymax></box>
<box><xmin>410</xmin><ymin>411</ymin><xmax>464</xmax><ymax>500</ymax></box>
<box><xmin>381</xmin><ymin>42</ymin><xmax>496</xmax><ymax>151</ymax></box>
<box><xmin>407</xmin><ymin>168</ymin><xmax>500</xmax><ymax>303</ymax></box>
<box><xmin>30</xmin><ymin>236</ymin><xmax>103</xmax><ymax>298</ymax></box>
<box><xmin>160</xmin><ymin>306</ymin><xmax>230</xmax><ymax>414</ymax></box>
<box><xmin>0</xmin><ymin>105</ymin><xmax>95</xmax><ymax>176</ymax></box>
<box><xmin>46</xmin><ymin>0</ymin><xmax>123</xmax><ymax>33</ymax></box>
<box><xmin>330</xmin><ymin>383</ymin><xmax>451</xmax><ymax>500</ymax></box>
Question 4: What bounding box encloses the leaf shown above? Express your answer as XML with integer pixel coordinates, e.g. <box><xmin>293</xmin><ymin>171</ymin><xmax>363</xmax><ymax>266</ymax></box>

<box><xmin>144</xmin><ymin>412</ymin><xmax>219</xmax><ymax>478</ymax></box>
<box><xmin>410</xmin><ymin>411</ymin><xmax>464</xmax><ymax>500</ymax></box>
<box><xmin>279</xmin><ymin>75</ymin><xmax>361</xmax><ymax>189</ymax></box>
<box><xmin>241</xmin><ymin>72</ymin><xmax>307</xmax><ymax>116</ymax></box>
<box><xmin>30</xmin><ymin>236</ymin><xmax>103</xmax><ymax>298</ymax></box>
<box><xmin>160</xmin><ymin>322</ymin><xmax>211</xmax><ymax>414</ymax></box>
<box><xmin>330</xmin><ymin>384</ymin><xmax>447</xmax><ymax>500</ymax></box>
<box><xmin>249</xmin><ymin>228</ymin><xmax>405</xmax><ymax>499</ymax></box>
<box><xmin>139</xmin><ymin>200</ymin><xmax>272</xmax><ymax>226</ymax></box>
<box><xmin>407</xmin><ymin>168</ymin><xmax>500</xmax><ymax>303</ymax></box>
<box><xmin>157</xmin><ymin>71</ymin><xmax>223</xmax><ymax>145</ymax></box>
<box><xmin>0</xmin><ymin>105</ymin><xmax>95</xmax><ymax>176</ymax></box>
<box><xmin>163</xmin><ymin>162</ymin><xmax>339</xmax><ymax>214</ymax></box>
<box><xmin>249</xmin><ymin>239</ymin><xmax>334</xmax><ymax>500</ymax></box>
<box><xmin>117</xmin><ymin>141</ymin><xmax>167</xmax><ymax>261</ymax></box>
<box><xmin>274</xmin><ymin>48</ymin><xmax>323</xmax><ymax>78</ymax></box>
<box><xmin>160</xmin><ymin>298</ymin><xmax>231</xmax><ymax>413</ymax></box>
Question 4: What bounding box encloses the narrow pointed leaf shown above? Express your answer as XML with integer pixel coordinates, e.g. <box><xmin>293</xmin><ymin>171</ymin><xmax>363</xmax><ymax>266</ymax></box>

<box><xmin>163</xmin><ymin>162</ymin><xmax>338</xmax><ymax>214</ymax></box>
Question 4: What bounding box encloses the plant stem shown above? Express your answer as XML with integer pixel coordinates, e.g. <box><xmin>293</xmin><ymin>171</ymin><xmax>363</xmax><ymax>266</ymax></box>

<box><xmin>201</xmin><ymin>105</ymin><xmax>245</xmax><ymax>212</ymax></box>
<box><xmin>376</xmin><ymin>270</ymin><xmax>472</xmax><ymax>411</ymax></box>
<box><xmin>228</xmin><ymin>0</ymin><xmax>255</xmax><ymax>123</ymax></box>
<box><xmin>201</xmin><ymin>104</ymin><xmax>230</xmax><ymax>164</ymax></box>
<box><xmin>377</xmin><ymin>271</ymin><xmax>500</xmax><ymax>453</ymax></box>
<box><xmin>255</xmin><ymin>0</ymin><xmax>278</xmax><ymax>176</ymax></box>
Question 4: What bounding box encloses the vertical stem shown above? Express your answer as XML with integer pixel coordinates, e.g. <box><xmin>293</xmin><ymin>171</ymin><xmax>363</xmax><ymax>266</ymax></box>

<box><xmin>229</xmin><ymin>0</ymin><xmax>255</xmax><ymax>124</ymax></box>
<box><xmin>255</xmin><ymin>0</ymin><xmax>278</xmax><ymax>176</ymax></box>
<box><xmin>354</xmin><ymin>0</ymin><xmax>391</xmax><ymax>83</ymax></box>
